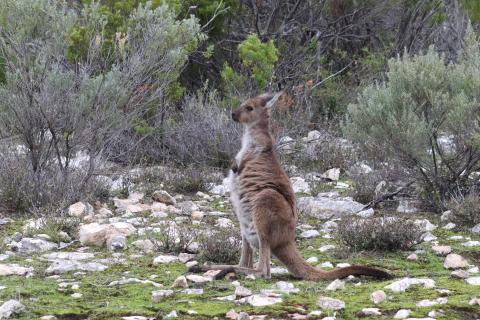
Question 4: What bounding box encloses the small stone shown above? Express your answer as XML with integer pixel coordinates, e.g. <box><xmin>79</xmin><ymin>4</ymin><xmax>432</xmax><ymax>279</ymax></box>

<box><xmin>468</xmin><ymin>266</ymin><xmax>479</xmax><ymax>273</ymax></box>
<box><xmin>469</xmin><ymin>297</ymin><xmax>480</xmax><ymax>305</ymax></box>
<box><xmin>385</xmin><ymin>278</ymin><xmax>435</xmax><ymax>292</ymax></box>
<box><xmin>178</xmin><ymin>253</ymin><xmax>195</xmax><ymax>263</ymax></box>
<box><xmin>185</xmin><ymin>261</ymin><xmax>198</xmax><ymax>268</ymax></box>
<box><xmin>336</xmin><ymin>263</ymin><xmax>350</xmax><ymax>268</ymax></box>
<box><xmin>415</xmin><ymin>297</ymin><xmax>447</xmax><ymax>307</ymax></box>
<box><xmin>71</xmin><ymin>293</ymin><xmax>82</xmax><ymax>298</ymax></box>
<box><xmin>306</xmin><ymin>257</ymin><xmax>318</xmax><ymax>263</ymax></box>
<box><xmin>153</xmin><ymin>255</ymin><xmax>178</xmax><ymax>264</ymax></box>
<box><xmin>191</xmin><ymin>211</ymin><xmax>204</xmax><ymax>221</ymax></box>
<box><xmin>422</xmin><ymin>232</ymin><xmax>437</xmax><ymax>242</ymax></box>
<box><xmin>68</xmin><ymin>202</ymin><xmax>91</xmax><ymax>218</ymax></box>
<box><xmin>0</xmin><ymin>264</ymin><xmax>33</xmax><ymax>276</ymax></box>
<box><xmin>444</xmin><ymin>254</ymin><xmax>468</xmax><ymax>269</ymax></box>
<box><xmin>407</xmin><ymin>253</ymin><xmax>418</xmax><ymax>261</ymax></box>
<box><xmin>216</xmin><ymin>218</ymin><xmax>234</xmax><ymax>228</ymax></box>
<box><xmin>370</xmin><ymin>290</ymin><xmax>387</xmax><ymax>304</ymax></box>
<box><xmin>182</xmin><ymin>288</ymin><xmax>203</xmax><ymax>295</ymax></box>
<box><xmin>186</xmin><ymin>274</ymin><xmax>211</xmax><ymax>283</ymax></box>
<box><xmin>274</xmin><ymin>281</ymin><xmax>299</xmax><ymax>293</ymax></box>
<box><xmin>165</xmin><ymin>310</ymin><xmax>177</xmax><ymax>318</ymax></box>
<box><xmin>451</xmin><ymin>270</ymin><xmax>470</xmax><ymax>279</ymax></box>
<box><xmin>443</xmin><ymin>222</ymin><xmax>456</xmax><ymax>230</ymax></box>
<box><xmin>319</xmin><ymin>262</ymin><xmax>333</xmax><ymax>268</ymax></box>
<box><xmin>441</xmin><ymin>210</ymin><xmax>452</xmax><ymax>221</ymax></box>
<box><xmin>319</xmin><ymin>245</ymin><xmax>335</xmax><ymax>252</ymax></box>
<box><xmin>462</xmin><ymin>240</ymin><xmax>480</xmax><ymax>247</ymax></box>
<box><xmin>394</xmin><ymin>309</ymin><xmax>411</xmax><ymax>319</ymax></box>
<box><xmin>472</xmin><ymin>223</ymin><xmax>480</xmax><ymax>234</ymax></box>
<box><xmin>241</xmin><ymin>294</ymin><xmax>282</xmax><ymax>307</ymax></box>
<box><xmin>132</xmin><ymin>239</ymin><xmax>155</xmax><ymax>254</ymax></box>
<box><xmin>235</xmin><ymin>286</ymin><xmax>252</xmax><ymax>298</ymax></box>
<box><xmin>432</xmin><ymin>245</ymin><xmax>451</xmax><ymax>256</ymax></box>
<box><xmin>359</xmin><ymin>308</ymin><xmax>381</xmax><ymax>316</ymax></box>
<box><xmin>300</xmin><ymin>230</ymin><xmax>320</xmax><ymax>238</ymax></box>
<box><xmin>325</xmin><ymin>279</ymin><xmax>345</xmax><ymax>291</ymax></box>
<box><xmin>225</xmin><ymin>310</ymin><xmax>238</xmax><ymax>320</ymax></box>
<box><xmin>152</xmin><ymin>290</ymin><xmax>174</xmax><ymax>302</ymax></box>
<box><xmin>466</xmin><ymin>276</ymin><xmax>480</xmax><ymax>285</ymax></box>
<box><xmin>0</xmin><ymin>300</ymin><xmax>25</xmax><ymax>319</ymax></box>
<box><xmin>237</xmin><ymin>312</ymin><xmax>250</xmax><ymax>320</ymax></box>
<box><xmin>152</xmin><ymin>190</ymin><xmax>176</xmax><ymax>206</ymax></box>
<box><xmin>40</xmin><ymin>316</ymin><xmax>58</xmax><ymax>320</ymax></box>
<box><xmin>171</xmin><ymin>276</ymin><xmax>188</xmax><ymax>288</ymax></box>
<box><xmin>316</xmin><ymin>296</ymin><xmax>345</xmax><ymax>310</ymax></box>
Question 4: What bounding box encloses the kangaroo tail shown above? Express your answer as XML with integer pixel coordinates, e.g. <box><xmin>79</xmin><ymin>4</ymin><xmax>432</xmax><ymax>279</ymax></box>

<box><xmin>273</xmin><ymin>242</ymin><xmax>391</xmax><ymax>281</ymax></box>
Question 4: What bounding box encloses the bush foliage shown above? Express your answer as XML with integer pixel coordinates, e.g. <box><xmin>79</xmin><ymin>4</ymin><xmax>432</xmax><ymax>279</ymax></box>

<box><xmin>345</xmin><ymin>25</ymin><xmax>480</xmax><ymax>209</ymax></box>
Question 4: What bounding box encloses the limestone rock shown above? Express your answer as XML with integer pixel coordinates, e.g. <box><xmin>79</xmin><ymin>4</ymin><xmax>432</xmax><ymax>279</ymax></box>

<box><xmin>241</xmin><ymin>294</ymin><xmax>282</xmax><ymax>307</ymax></box>
<box><xmin>152</xmin><ymin>290</ymin><xmax>174</xmax><ymax>302</ymax></box>
<box><xmin>432</xmin><ymin>245</ymin><xmax>451</xmax><ymax>256</ymax></box>
<box><xmin>0</xmin><ymin>300</ymin><xmax>24</xmax><ymax>319</ymax></box>
<box><xmin>385</xmin><ymin>278</ymin><xmax>435</xmax><ymax>292</ymax></box>
<box><xmin>444</xmin><ymin>254</ymin><xmax>468</xmax><ymax>269</ymax></box>
<box><xmin>171</xmin><ymin>276</ymin><xmax>188</xmax><ymax>288</ymax></box>
<box><xmin>0</xmin><ymin>264</ymin><xmax>33</xmax><ymax>276</ymax></box>
<box><xmin>316</xmin><ymin>296</ymin><xmax>345</xmax><ymax>310</ymax></box>
<box><xmin>370</xmin><ymin>290</ymin><xmax>387</xmax><ymax>304</ymax></box>
<box><xmin>11</xmin><ymin>238</ymin><xmax>57</xmax><ymax>253</ymax></box>
<box><xmin>152</xmin><ymin>190</ymin><xmax>176</xmax><ymax>206</ymax></box>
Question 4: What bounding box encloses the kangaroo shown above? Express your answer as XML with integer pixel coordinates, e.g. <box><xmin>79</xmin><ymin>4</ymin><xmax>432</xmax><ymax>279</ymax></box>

<box><xmin>191</xmin><ymin>92</ymin><xmax>391</xmax><ymax>281</ymax></box>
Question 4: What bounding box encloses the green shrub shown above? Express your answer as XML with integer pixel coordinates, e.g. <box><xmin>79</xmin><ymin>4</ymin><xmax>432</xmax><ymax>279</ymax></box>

<box><xmin>345</xmin><ymin>25</ymin><xmax>480</xmax><ymax>209</ymax></box>
<box><xmin>198</xmin><ymin>228</ymin><xmax>241</xmax><ymax>264</ymax></box>
<box><xmin>337</xmin><ymin>216</ymin><xmax>423</xmax><ymax>252</ymax></box>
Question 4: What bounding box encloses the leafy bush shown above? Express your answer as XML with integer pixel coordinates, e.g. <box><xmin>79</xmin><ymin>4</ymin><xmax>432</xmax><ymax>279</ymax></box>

<box><xmin>198</xmin><ymin>228</ymin><xmax>241</xmax><ymax>264</ymax></box>
<box><xmin>446</xmin><ymin>190</ymin><xmax>480</xmax><ymax>227</ymax></box>
<box><xmin>0</xmin><ymin>0</ymin><xmax>203</xmax><ymax>211</ymax></box>
<box><xmin>345</xmin><ymin>25</ymin><xmax>480</xmax><ymax>209</ymax></box>
<box><xmin>337</xmin><ymin>216</ymin><xmax>423</xmax><ymax>252</ymax></box>
<box><xmin>150</xmin><ymin>222</ymin><xmax>198</xmax><ymax>254</ymax></box>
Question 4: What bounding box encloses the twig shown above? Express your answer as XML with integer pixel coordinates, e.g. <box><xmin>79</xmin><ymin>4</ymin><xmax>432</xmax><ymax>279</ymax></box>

<box><xmin>358</xmin><ymin>181</ymin><xmax>415</xmax><ymax>211</ymax></box>
<box><xmin>311</xmin><ymin>61</ymin><xmax>353</xmax><ymax>90</ymax></box>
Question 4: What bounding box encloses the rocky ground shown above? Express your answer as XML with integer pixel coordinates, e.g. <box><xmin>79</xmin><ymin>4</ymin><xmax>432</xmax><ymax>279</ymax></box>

<box><xmin>0</xmin><ymin>164</ymin><xmax>479</xmax><ymax>320</ymax></box>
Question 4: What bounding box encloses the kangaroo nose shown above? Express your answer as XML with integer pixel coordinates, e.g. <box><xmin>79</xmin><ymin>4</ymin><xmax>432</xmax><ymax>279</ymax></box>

<box><xmin>232</xmin><ymin>112</ymin><xmax>238</xmax><ymax>121</ymax></box>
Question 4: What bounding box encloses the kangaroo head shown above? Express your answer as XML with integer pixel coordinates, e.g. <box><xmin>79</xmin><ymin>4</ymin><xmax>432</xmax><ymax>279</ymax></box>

<box><xmin>232</xmin><ymin>92</ymin><xmax>283</xmax><ymax>124</ymax></box>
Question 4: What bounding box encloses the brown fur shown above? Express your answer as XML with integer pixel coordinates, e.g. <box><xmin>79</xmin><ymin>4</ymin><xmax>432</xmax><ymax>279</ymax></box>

<box><xmin>190</xmin><ymin>93</ymin><xmax>391</xmax><ymax>281</ymax></box>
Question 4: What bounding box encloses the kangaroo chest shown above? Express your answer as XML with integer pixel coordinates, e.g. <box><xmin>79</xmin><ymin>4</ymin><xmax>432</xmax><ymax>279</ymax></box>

<box><xmin>229</xmin><ymin>130</ymin><xmax>260</xmax><ymax>250</ymax></box>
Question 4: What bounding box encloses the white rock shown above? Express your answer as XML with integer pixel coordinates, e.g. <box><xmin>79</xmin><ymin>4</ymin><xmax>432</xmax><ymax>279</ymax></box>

<box><xmin>270</xmin><ymin>267</ymin><xmax>289</xmax><ymax>274</ymax></box>
<box><xmin>468</xmin><ymin>266</ymin><xmax>479</xmax><ymax>273</ymax></box>
<box><xmin>471</xmin><ymin>223</ymin><xmax>480</xmax><ymax>234</ymax></box>
<box><xmin>132</xmin><ymin>239</ymin><xmax>155</xmax><ymax>254</ymax></box>
<box><xmin>0</xmin><ymin>300</ymin><xmax>25</xmax><ymax>319</ymax></box>
<box><xmin>152</xmin><ymin>289</ymin><xmax>173</xmax><ymax>303</ymax></box>
<box><xmin>421</xmin><ymin>232</ymin><xmax>437</xmax><ymax>242</ymax></box>
<box><xmin>466</xmin><ymin>276</ymin><xmax>480</xmax><ymax>285</ymax></box>
<box><xmin>171</xmin><ymin>276</ymin><xmax>188</xmax><ymax>288</ymax></box>
<box><xmin>215</xmin><ymin>218</ymin><xmax>234</xmax><ymax>228</ymax></box>
<box><xmin>273</xmin><ymin>281</ymin><xmax>299</xmax><ymax>294</ymax></box>
<box><xmin>469</xmin><ymin>297</ymin><xmax>480</xmax><ymax>305</ymax></box>
<box><xmin>0</xmin><ymin>264</ymin><xmax>33</xmax><ymax>276</ymax></box>
<box><xmin>415</xmin><ymin>297</ymin><xmax>447</xmax><ymax>307</ymax></box>
<box><xmin>241</xmin><ymin>294</ymin><xmax>282</xmax><ymax>307</ymax></box>
<box><xmin>325</xmin><ymin>279</ymin><xmax>345</xmax><ymax>291</ymax></box>
<box><xmin>441</xmin><ymin>210</ymin><xmax>453</xmax><ymax>221</ymax></box>
<box><xmin>291</xmin><ymin>177</ymin><xmax>311</xmax><ymax>194</ymax></box>
<box><xmin>186</xmin><ymin>274</ymin><xmax>211</xmax><ymax>283</ymax></box>
<box><xmin>300</xmin><ymin>230</ymin><xmax>320</xmax><ymax>238</ymax></box>
<box><xmin>322</xmin><ymin>168</ymin><xmax>340</xmax><ymax>181</ymax></box>
<box><xmin>443</xmin><ymin>222</ymin><xmax>456</xmax><ymax>230</ymax></box>
<box><xmin>235</xmin><ymin>286</ymin><xmax>252</xmax><ymax>297</ymax></box>
<box><xmin>109</xmin><ymin>278</ymin><xmax>161</xmax><ymax>288</ymax></box>
<box><xmin>319</xmin><ymin>262</ymin><xmax>333</xmax><ymax>268</ymax></box>
<box><xmin>370</xmin><ymin>290</ymin><xmax>387</xmax><ymax>304</ymax></box>
<box><xmin>46</xmin><ymin>260</ymin><xmax>107</xmax><ymax>274</ymax></box>
<box><xmin>356</xmin><ymin>208</ymin><xmax>374</xmax><ymax>218</ymax></box>
<box><xmin>107</xmin><ymin>234</ymin><xmax>127</xmax><ymax>251</ymax></box>
<box><xmin>431</xmin><ymin>245</ymin><xmax>451</xmax><ymax>256</ymax></box>
<box><xmin>297</xmin><ymin>195</ymin><xmax>364</xmax><ymax>219</ymax></box>
<box><xmin>407</xmin><ymin>253</ymin><xmax>418</xmax><ymax>261</ymax></box>
<box><xmin>462</xmin><ymin>240</ymin><xmax>480</xmax><ymax>247</ymax></box>
<box><xmin>316</xmin><ymin>296</ymin><xmax>345</xmax><ymax>310</ymax></box>
<box><xmin>444</xmin><ymin>254</ymin><xmax>468</xmax><ymax>269</ymax></box>
<box><xmin>182</xmin><ymin>288</ymin><xmax>203</xmax><ymax>295</ymax></box>
<box><xmin>360</xmin><ymin>308</ymin><xmax>381</xmax><ymax>316</ymax></box>
<box><xmin>42</xmin><ymin>252</ymin><xmax>94</xmax><ymax>261</ymax></box>
<box><xmin>152</xmin><ymin>190</ymin><xmax>176</xmax><ymax>206</ymax></box>
<box><xmin>394</xmin><ymin>309</ymin><xmax>411</xmax><ymax>319</ymax></box>
<box><xmin>319</xmin><ymin>245</ymin><xmax>335</xmax><ymax>253</ymax></box>
<box><xmin>71</xmin><ymin>293</ymin><xmax>82</xmax><ymax>298</ymax></box>
<box><xmin>385</xmin><ymin>278</ymin><xmax>435</xmax><ymax>292</ymax></box>
<box><xmin>414</xmin><ymin>219</ymin><xmax>437</xmax><ymax>232</ymax></box>
<box><xmin>68</xmin><ymin>202</ymin><xmax>92</xmax><ymax>218</ymax></box>
<box><xmin>306</xmin><ymin>257</ymin><xmax>318</xmax><ymax>263</ymax></box>
<box><xmin>153</xmin><ymin>255</ymin><xmax>178</xmax><ymax>265</ymax></box>
<box><xmin>11</xmin><ymin>238</ymin><xmax>57</xmax><ymax>253</ymax></box>
<box><xmin>165</xmin><ymin>310</ymin><xmax>177</xmax><ymax>318</ymax></box>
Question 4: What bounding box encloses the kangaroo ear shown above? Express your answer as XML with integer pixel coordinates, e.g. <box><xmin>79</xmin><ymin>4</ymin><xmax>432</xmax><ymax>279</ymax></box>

<box><xmin>259</xmin><ymin>91</ymin><xmax>283</xmax><ymax>109</ymax></box>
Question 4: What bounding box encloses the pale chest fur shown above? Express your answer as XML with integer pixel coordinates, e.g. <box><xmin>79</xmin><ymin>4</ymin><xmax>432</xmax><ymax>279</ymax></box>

<box><xmin>229</xmin><ymin>129</ymin><xmax>260</xmax><ymax>249</ymax></box>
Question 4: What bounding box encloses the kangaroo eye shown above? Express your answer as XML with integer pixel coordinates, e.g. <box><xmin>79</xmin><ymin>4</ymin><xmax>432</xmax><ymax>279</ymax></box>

<box><xmin>246</xmin><ymin>106</ymin><xmax>253</xmax><ymax>111</ymax></box>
